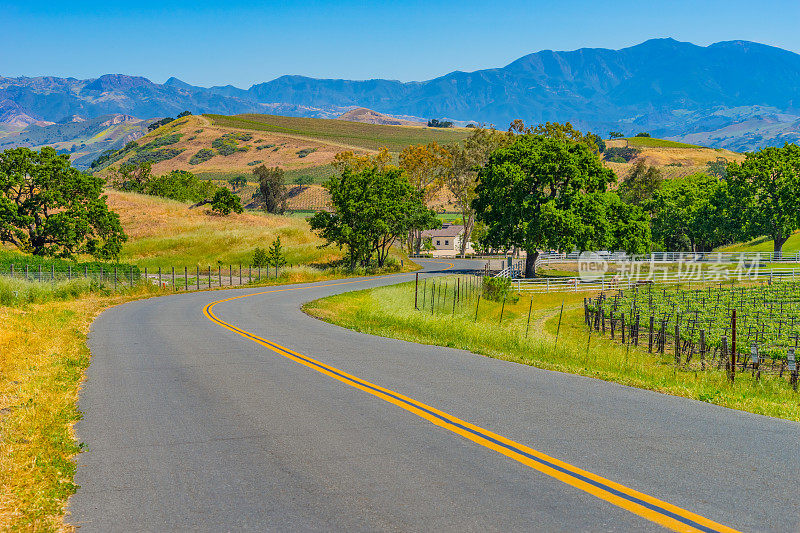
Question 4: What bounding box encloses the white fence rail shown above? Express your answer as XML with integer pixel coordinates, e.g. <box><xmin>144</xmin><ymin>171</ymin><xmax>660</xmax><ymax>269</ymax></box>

<box><xmin>513</xmin><ymin>268</ymin><xmax>800</xmax><ymax>293</ymax></box>
<box><xmin>538</xmin><ymin>251</ymin><xmax>800</xmax><ymax>265</ymax></box>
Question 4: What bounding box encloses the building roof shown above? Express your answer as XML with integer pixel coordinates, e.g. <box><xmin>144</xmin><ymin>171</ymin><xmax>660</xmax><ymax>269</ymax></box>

<box><xmin>421</xmin><ymin>224</ymin><xmax>464</xmax><ymax>238</ymax></box>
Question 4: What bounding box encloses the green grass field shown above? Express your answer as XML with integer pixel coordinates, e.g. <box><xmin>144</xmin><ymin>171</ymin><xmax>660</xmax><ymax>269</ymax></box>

<box><xmin>206</xmin><ymin>114</ymin><xmax>470</xmax><ymax>152</ymax></box>
<box><xmin>304</xmin><ymin>277</ymin><xmax>800</xmax><ymax>421</ymax></box>
<box><xmin>624</xmin><ymin>137</ymin><xmax>704</xmax><ymax>149</ymax></box>
<box><xmin>717</xmin><ymin>231</ymin><xmax>800</xmax><ymax>254</ymax></box>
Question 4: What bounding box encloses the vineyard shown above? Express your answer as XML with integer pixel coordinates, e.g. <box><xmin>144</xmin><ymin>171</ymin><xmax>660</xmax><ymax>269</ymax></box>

<box><xmin>585</xmin><ymin>281</ymin><xmax>800</xmax><ymax>388</ymax></box>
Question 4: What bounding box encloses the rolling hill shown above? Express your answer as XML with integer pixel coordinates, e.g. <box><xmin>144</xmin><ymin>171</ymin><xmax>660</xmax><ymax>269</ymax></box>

<box><xmin>4</xmin><ymin>39</ymin><xmax>800</xmax><ymax>151</ymax></box>
<box><xmin>91</xmin><ymin>113</ymin><xmax>471</xmax><ymax>210</ymax></box>
<box><xmin>0</xmin><ymin>113</ymin><xmax>153</xmax><ymax>168</ymax></box>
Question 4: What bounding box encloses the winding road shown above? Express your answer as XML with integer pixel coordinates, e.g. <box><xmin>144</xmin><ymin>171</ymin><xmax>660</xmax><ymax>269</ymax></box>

<box><xmin>68</xmin><ymin>260</ymin><xmax>800</xmax><ymax>532</ymax></box>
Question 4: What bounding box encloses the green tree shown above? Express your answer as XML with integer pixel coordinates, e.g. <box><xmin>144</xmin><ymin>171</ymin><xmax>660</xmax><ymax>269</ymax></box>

<box><xmin>399</xmin><ymin>142</ymin><xmax>451</xmax><ymax>253</ymax></box>
<box><xmin>473</xmin><ymin>134</ymin><xmax>620</xmax><ymax>277</ymax></box>
<box><xmin>210</xmin><ymin>188</ymin><xmax>244</xmax><ymax>216</ymax></box>
<box><xmin>228</xmin><ymin>175</ymin><xmax>247</xmax><ymax>192</ymax></box>
<box><xmin>609</xmin><ymin>131</ymin><xmax>624</xmax><ymax>139</ymax></box>
<box><xmin>618</xmin><ymin>160</ymin><xmax>664</xmax><ymax>205</ymax></box>
<box><xmin>0</xmin><ymin>147</ymin><xmax>127</xmax><ymax>258</ymax></box>
<box><xmin>310</xmin><ymin>166</ymin><xmax>438</xmax><ymax>269</ymax></box>
<box><xmin>706</xmin><ymin>157</ymin><xmax>728</xmax><ymax>178</ymax></box>
<box><xmin>253</xmin><ymin>165</ymin><xmax>288</xmax><ymax>214</ymax></box>
<box><xmin>635</xmin><ymin>132</ymin><xmax>651</xmax><ymax>137</ymax></box>
<box><xmin>445</xmin><ymin>127</ymin><xmax>512</xmax><ymax>257</ymax></box>
<box><xmin>727</xmin><ymin>144</ymin><xmax>800</xmax><ymax>257</ymax></box>
<box><xmin>112</xmin><ymin>161</ymin><xmax>152</xmax><ymax>192</ymax></box>
<box><xmin>266</xmin><ymin>236</ymin><xmax>287</xmax><ymax>270</ymax></box>
<box><xmin>647</xmin><ymin>174</ymin><xmax>735</xmax><ymax>252</ymax></box>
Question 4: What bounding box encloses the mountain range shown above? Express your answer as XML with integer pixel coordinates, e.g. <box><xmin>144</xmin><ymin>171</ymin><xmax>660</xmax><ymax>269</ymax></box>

<box><xmin>3</xmin><ymin>38</ymin><xmax>800</xmax><ymax>151</ymax></box>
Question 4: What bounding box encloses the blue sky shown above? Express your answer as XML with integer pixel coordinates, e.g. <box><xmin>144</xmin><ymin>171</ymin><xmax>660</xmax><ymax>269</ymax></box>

<box><xmin>3</xmin><ymin>0</ymin><xmax>799</xmax><ymax>88</ymax></box>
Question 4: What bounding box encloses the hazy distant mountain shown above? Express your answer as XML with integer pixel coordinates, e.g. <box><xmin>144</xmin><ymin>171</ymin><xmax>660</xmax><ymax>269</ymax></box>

<box><xmin>0</xmin><ymin>113</ymin><xmax>152</xmax><ymax>169</ymax></box>
<box><xmin>3</xmin><ymin>38</ymin><xmax>800</xmax><ymax>150</ymax></box>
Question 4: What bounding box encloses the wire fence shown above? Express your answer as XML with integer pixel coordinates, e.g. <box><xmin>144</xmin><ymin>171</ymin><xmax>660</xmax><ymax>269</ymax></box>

<box><xmin>0</xmin><ymin>263</ymin><xmax>289</xmax><ymax>291</ymax></box>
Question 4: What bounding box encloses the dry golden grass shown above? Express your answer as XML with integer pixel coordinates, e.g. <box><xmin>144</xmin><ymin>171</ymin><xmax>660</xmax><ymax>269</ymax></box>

<box><xmin>0</xmin><ymin>291</ymin><xmax>155</xmax><ymax>531</ymax></box>
<box><xmin>107</xmin><ymin>115</ymin><xmax>356</xmax><ymax>177</ymax></box>
<box><xmin>605</xmin><ymin>139</ymin><xmax>744</xmax><ymax>167</ymax></box>
<box><xmin>106</xmin><ymin>189</ymin><xmax>340</xmax><ymax>268</ymax></box>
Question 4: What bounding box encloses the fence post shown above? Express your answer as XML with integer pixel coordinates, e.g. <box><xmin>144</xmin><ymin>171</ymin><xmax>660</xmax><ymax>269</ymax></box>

<box><xmin>171</xmin><ymin>267</ymin><xmax>175</xmax><ymax>290</ymax></box>
<box><xmin>218</xmin><ymin>265</ymin><xmax>222</xmax><ymax>286</ymax></box>
<box><xmin>114</xmin><ymin>266</ymin><xmax>117</xmax><ymax>291</ymax></box>
<box><xmin>674</xmin><ymin>320</ymin><xmax>680</xmax><ymax>364</ymax></box>
<box><xmin>10</xmin><ymin>264</ymin><xmax>13</xmax><ymax>279</ymax></box>
<box><xmin>414</xmin><ymin>273</ymin><xmax>419</xmax><ymax>309</ymax></box>
<box><xmin>474</xmin><ymin>295</ymin><xmax>481</xmax><ymax>322</ymax></box>
<box><xmin>145</xmin><ymin>267</ymin><xmax>148</xmax><ymax>285</ymax></box>
<box><xmin>51</xmin><ymin>264</ymin><xmax>54</xmax><ymax>281</ymax></box>
<box><xmin>196</xmin><ymin>266</ymin><xmax>200</xmax><ymax>290</ymax></box>
<box><xmin>158</xmin><ymin>267</ymin><xmax>162</xmax><ymax>288</ymax></box>
<box><xmin>84</xmin><ymin>265</ymin><xmax>88</xmax><ymax>278</ymax></box>
<box><xmin>183</xmin><ymin>266</ymin><xmax>187</xmax><ymax>291</ymax></box>
<box><xmin>67</xmin><ymin>265</ymin><xmax>71</xmax><ymax>280</ymax></box>
<box><xmin>730</xmin><ymin>309</ymin><xmax>737</xmax><ymax>383</ymax></box>
<box><xmin>208</xmin><ymin>266</ymin><xmax>211</xmax><ymax>288</ymax></box>
<box><xmin>25</xmin><ymin>265</ymin><xmax>29</xmax><ymax>280</ymax></box>
<box><xmin>648</xmin><ymin>316</ymin><xmax>654</xmax><ymax>352</ymax></box>
<box><xmin>229</xmin><ymin>265</ymin><xmax>232</xmax><ymax>286</ymax></box>
<box><xmin>555</xmin><ymin>301</ymin><xmax>564</xmax><ymax>345</ymax></box>
<box><xmin>239</xmin><ymin>264</ymin><xmax>242</xmax><ymax>285</ymax></box>
<box><xmin>525</xmin><ymin>297</ymin><xmax>533</xmax><ymax>338</ymax></box>
<box><xmin>249</xmin><ymin>265</ymin><xmax>252</xmax><ymax>284</ymax></box>
<box><xmin>621</xmin><ymin>313</ymin><xmax>626</xmax><ymax>344</ymax></box>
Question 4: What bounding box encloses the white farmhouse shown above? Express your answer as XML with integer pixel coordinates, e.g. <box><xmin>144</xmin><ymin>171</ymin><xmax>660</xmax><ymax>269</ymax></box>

<box><xmin>421</xmin><ymin>224</ymin><xmax>473</xmax><ymax>257</ymax></box>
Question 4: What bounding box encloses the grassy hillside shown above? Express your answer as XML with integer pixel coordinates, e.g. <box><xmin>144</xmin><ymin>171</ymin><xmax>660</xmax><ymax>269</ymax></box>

<box><xmin>717</xmin><ymin>232</ymin><xmax>800</xmax><ymax>254</ymax></box>
<box><xmin>106</xmin><ymin>189</ymin><xmax>340</xmax><ymax>267</ymax></box>
<box><xmin>625</xmin><ymin>137</ymin><xmax>703</xmax><ymax>148</ymax></box>
<box><xmin>206</xmin><ymin>113</ymin><xmax>470</xmax><ymax>152</ymax></box>
<box><xmin>603</xmin><ymin>138</ymin><xmax>745</xmax><ymax>182</ymax></box>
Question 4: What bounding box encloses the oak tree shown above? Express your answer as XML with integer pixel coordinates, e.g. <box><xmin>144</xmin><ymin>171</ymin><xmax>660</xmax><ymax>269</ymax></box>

<box><xmin>0</xmin><ymin>147</ymin><xmax>127</xmax><ymax>258</ymax></box>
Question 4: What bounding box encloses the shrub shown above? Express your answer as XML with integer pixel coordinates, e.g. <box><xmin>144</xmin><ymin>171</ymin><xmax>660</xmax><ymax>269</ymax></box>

<box><xmin>126</xmin><ymin>148</ymin><xmax>184</xmax><ymax>166</ymax></box>
<box><xmin>212</xmin><ymin>133</ymin><xmax>249</xmax><ymax>156</ymax></box>
<box><xmin>604</xmin><ymin>146</ymin><xmax>641</xmax><ymax>162</ymax></box>
<box><xmin>482</xmin><ymin>276</ymin><xmax>519</xmax><ymax>303</ymax></box>
<box><xmin>210</xmin><ymin>188</ymin><xmax>244</xmax><ymax>216</ymax></box>
<box><xmin>252</xmin><ymin>247</ymin><xmax>268</xmax><ymax>268</ymax></box>
<box><xmin>143</xmin><ymin>170</ymin><xmax>216</xmax><ymax>203</ymax></box>
<box><xmin>635</xmin><ymin>132</ymin><xmax>651</xmax><ymax>137</ymax></box>
<box><xmin>256</xmin><ymin>143</ymin><xmax>276</xmax><ymax>150</ymax></box>
<box><xmin>139</xmin><ymin>134</ymin><xmax>183</xmax><ymax>149</ymax></box>
<box><xmin>296</xmin><ymin>148</ymin><xmax>317</xmax><ymax>158</ymax></box>
<box><xmin>247</xmin><ymin>160</ymin><xmax>263</xmax><ymax>166</ymax></box>
<box><xmin>189</xmin><ymin>148</ymin><xmax>214</xmax><ymax>165</ymax></box>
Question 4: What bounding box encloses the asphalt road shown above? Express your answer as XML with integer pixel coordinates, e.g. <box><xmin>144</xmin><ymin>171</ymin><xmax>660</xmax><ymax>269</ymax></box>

<box><xmin>69</xmin><ymin>260</ymin><xmax>800</xmax><ymax>532</ymax></box>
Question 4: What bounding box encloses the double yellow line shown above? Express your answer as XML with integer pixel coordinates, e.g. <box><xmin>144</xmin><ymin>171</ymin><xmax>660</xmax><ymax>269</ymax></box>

<box><xmin>202</xmin><ymin>271</ymin><xmax>738</xmax><ymax>533</ymax></box>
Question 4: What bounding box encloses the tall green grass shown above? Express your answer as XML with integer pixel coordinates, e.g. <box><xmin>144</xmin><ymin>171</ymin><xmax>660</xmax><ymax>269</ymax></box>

<box><xmin>0</xmin><ymin>276</ymin><xmax>144</xmax><ymax>307</ymax></box>
<box><xmin>305</xmin><ymin>277</ymin><xmax>800</xmax><ymax>421</ymax></box>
